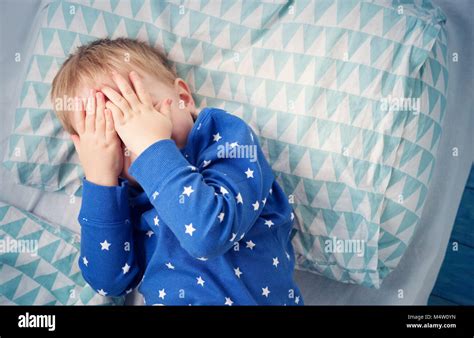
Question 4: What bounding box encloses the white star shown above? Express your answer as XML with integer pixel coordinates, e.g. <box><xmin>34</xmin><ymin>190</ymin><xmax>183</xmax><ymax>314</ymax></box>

<box><xmin>265</xmin><ymin>219</ymin><xmax>274</xmax><ymax>228</ymax></box>
<box><xmin>100</xmin><ymin>240</ymin><xmax>111</xmax><ymax>251</ymax></box>
<box><xmin>122</xmin><ymin>263</ymin><xmax>130</xmax><ymax>274</ymax></box>
<box><xmin>229</xmin><ymin>233</ymin><xmax>237</xmax><ymax>242</ymax></box>
<box><xmin>220</xmin><ymin>186</ymin><xmax>229</xmax><ymax>195</ymax></box>
<box><xmin>273</xmin><ymin>257</ymin><xmax>279</xmax><ymax>268</ymax></box>
<box><xmin>197</xmin><ymin>257</ymin><xmax>208</xmax><ymax>261</ymax></box>
<box><xmin>202</xmin><ymin>160</ymin><xmax>211</xmax><ymax>167</ymax></box>
<box><xmin>230</xmin><ymin>142</ymin><xmax>239</xmax><ymax>148</ymax></box>
<box><xmin>234</xmin><ymin>267</ymin><xmax>242</xmax><ymax>278</ymax></box>
<box><xmin>152</xmin><ymin>191</ymin><xmax>159</xmax><ymax>200</ymax></box>
<box><xmin>188</xmin><ymin>165</ymin><xmax>197</xmax><ymax>171</ymax></box>
<box><xmin>246</xmin><ymin>240</ymin><xmax>256</xmax><ymax>250</ymax></box>
<box><xmin>262</xmin><ymin>197</ymin><xmax>267</xmax><ymax>205</ymax></box>
<box><xmin>196</xmin><ymin>276</ymin><xmax>205</xmax><ymax>286</ymax></box>
<box><xmin>245</xmin><ymin>168</ymin><xmax>254</xmax><ymax>178</ymax></box>
<box><xmin>295</xmin><ymin>296</ymin><xmax>300</xmax><ymax>304</ymax></box>
<box><xmin>252</xmin><ymin>200</ymin><xmax>259</xmax><ymax>210</ymax></box>
<box><xmin>158</xmin><ymin>288</ymin><xmax>166</xmax><ymax>299</ymax></box>
<box><xmin>236</xmin><ymin>193</ymin><xmax>243</xmax><ymax>204</ymax></box>
<box><xmin>290</xmin><ymin>212</ymin><xmax>295</xmax><ymax>220</ymax></box>
<box><xmin>154</xmin><ymin>216</ymin><xmax>159</xmax><ymax>226</ymax></box>
<box><xmin>165</xmin><ymin>262</ymin><xmax>175</xmax><ymax>270</ymax></box>
<box><xmin>213</xmin><ymin>133</ymin><xmax>222</xmax><ymax>142</ymax></box>
<box><xmin>218</xmin><ymin>212</ymin><xmax>225</xmax><ymax>222</ymax></box>
<box><xmin>146</xmin><ymin>230</ymin><xmax>154</xmax><ymax>238</ymax></box>
<box><xmin>262</xmin><ymin>287</ymin><xmax>271</xmax><ymax>297</ymax></box>
<box><xmin>98</xmin><ymin>289</ymin><xmax>107</xmax><ymax>296</ymax></box>
<box><xmin>126</xmin><ymin>288</ymin><xmax>133</xmax><ymax>294</ymax></box>
<box><xmin>185</xmin><ymin>223</ymin><xmax>196</xmax><ymax>236</ymax></box>
<box><xmin>269</xmin><ymin>188</ymin><xmax>273</xmax><ymax>194</ymax></box>
<box><xmin>225</xmin><ymin>297</ymin><xmax>233</xmax><ymax>306</ymax></box>
<box><xmin>82</xmin><ymin>256</ymin><xmax>88</xmax><ymax>266</ymax></box>
<box><xmin>182</xmin><ymin>186</ymin><xmax>194</xmax><ymax>197</ymax></box>
<box><xmin>240</xmin><ymin>233</ymin><xmax>245</xmax><ymax>240</ymax></box>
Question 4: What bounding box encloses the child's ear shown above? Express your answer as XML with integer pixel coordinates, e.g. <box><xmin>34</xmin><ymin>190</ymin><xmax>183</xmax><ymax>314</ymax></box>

<box><xmin>174</xmin><ymin>78</ymin><xmax>194</xmax><ymax>107</ymax></box>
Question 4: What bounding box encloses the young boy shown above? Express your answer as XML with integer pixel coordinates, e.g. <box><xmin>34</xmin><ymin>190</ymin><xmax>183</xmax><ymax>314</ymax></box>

<box><xmin>51</xmin><ymin>38</ymin><xmax>303</xmax><ymax>305</ymax></box>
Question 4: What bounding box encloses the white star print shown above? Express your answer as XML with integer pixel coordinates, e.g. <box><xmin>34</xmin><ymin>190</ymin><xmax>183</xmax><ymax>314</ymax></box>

<box><xmin>197</xmin><ymin>257</ymin><xmax>208</xmax><ymax>261</ymax></box>
<box><xmin>291</xmin><ymin>212</ymin><xmax>294</xmax><ymax>220</ymax></box>
<box><xmin>225</xmin><ymin>297</ymin><xmax>233</xmax><ymax>306</ymax></box>
<box><xmin>220</xmin><ymin>186</ymin><xmax>229</xmax><ymax>195</ymax></box>
<box><xmin>196</xmin><ymin>276</ymin><xmax>205</xmax><ymax>286</ymax></box>
<box><xmin>165</xmin><ymin>262</ymin><xmax>175</xmax><ymax>270</ymax></box>
<box><xmin>262</xmin><ymin>197</ymin><xmax>267</xmax><ymax>205</ymax></box>
<box><xmin>240</xmin><ymin>233</ymin><xmax>245</xmax><ymax>240</ymax></box>
<box><xmin>269</xmin><ymin>188</ymin><xmax>273</xmax><ymax>194</ymax></box>
<box><xmin>122</xmin><ymin>263</ymin><xmax>130</xmax><ymax>274</ymax></box>
<box><xmin>126</xmin><ymin>288</ymin><xmax>133</xmax><ymax>294</ymax></box>
<box><xmin>252</xmin><ymin>200</ymin><xmax>259</xmax><ymax>210</ymax></box>
<box><xmin>98</xmin><ymin>289</ymin><xmax>107</xmax><ymax>296</ymax></box>
<box><xmin>246</xmin><ymin>240</ymin><xmax>256</xmax><ymax>250</ymax></box>
<box><xmin>234</xmin><ymin>267</ymin><xmax>242</xmax><ymax>278</ymax></box>
<box><xmin>158</xmin><ymin>288</ymin><xmax>166</xmax><ymax>299</ymax></box>
<box><xmin>229</xmin><ymin>233</ymin><xmax>237</xmax><ymax>242</ymax></box>
<box><xmin>188</xmin><ymin>165</ymin><xmax>197</xmax><ymax>171</ymax></box>
<box><xmin>236</xmin><ymin>193</ymin><xmax>243</xmax><ymax>204</ymax></box>
<box><xmin>202</xmin><ymin>160</ymin><xmax>211</xmax><ymax>167</ymax></box>
<box><xmin>146</xmin><ymin>230</ymin><xmax>154</xmax><ymax>238</ymax></box>
<box><xmin>295</xmin><ymin>296</ymin><xmax>300</xmax><ymax>304</ymax></box>
<box><xmin>82</xmin><ymin>256</ymin><xmax>88</xmax><ymax>266</ymax></box>
<box><xmin>230</xmin><ymin>142</ymin><xmax>239</xmax><ymax>148</ymax></box>
<box><xmin>185</xmin><ymin>223</ymin><xmax>196</xmax><ymax>236</ymax></box>
<box><xmin>154</xmin><ymin>216</ymin><xmax>159</xmax><ymax>226</ymax></box>
<box><xmin>182</xmin><ymin>186</ymin><xmax>194</xmax><ymax>197</ymax></box>
<box><xmin>273</xmin><ymin>257</ymin><xmax>279</xmax><ymax>268</ymax></box>
<box><xmin>152</xmin><ymin>191</ymin><xmax>159</xmax><ymax>200</ymax></box>
<box><xmin>245</xmin><ymin>168</ymin><xmax>254</xmax><ymax>178</ymax></box>
<box><xmin>262</xmin><ymin>287</ymin><xmax>271</xmax><ymax>297</ymax></box>
<box><xmin>265</xmin><ymin>219</ymin><xmax>274</xmax><ymax>228</ymax></box>
<box><xmin>213</xmin><ymin>133</ymin><xmax>222</xmax><ymax>142</ymax></box>
<box><xmin>100</xmin><ymin>240</ymin><xmax>111</xmax><ymax>251</ymax></box>
<box><xmin>218</xmin><ymin>212</ymin><xmax>225</xmax><ymax>222</ymax></box>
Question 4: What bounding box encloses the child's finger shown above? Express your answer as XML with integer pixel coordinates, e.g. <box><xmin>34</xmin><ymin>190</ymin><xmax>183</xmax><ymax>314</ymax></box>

<box><xmin>111</xmin><ymin>71</ymin><xmax>140</xmax><ymax>111</ymax></box>
<box><xmin>159</xmin><ymin>98</ymin><xmax>173</xmax><ymax>120</ymax></box>
<box><xmin>104</xmin><ymin>108</ymin><xmax>116</xmax><ymax>141</ymax></box>
<box><xmin>106</xmin><ymin>101</ymin><xmax>125</xmax><ymax>125</ymax></box>
<box><xmin>102</xmin><ymin>86</ymin><xmax>132</xmax><ymax>117</ymax></box>
<box><xmin>95</xmin><ymin>92</ymin><xmax>106</xmax><ymax>136</ymax></box>
<box><xmin>85</xmin><ymin>90</ymin><xmax>96</xmax><ymax>133</ymax></box>
<box><xmin>129</xmin><ymin>71</ymin><xmax>152</xmax><ymax>106</ymax></box>
<box><xmin>73</xmin><ymin>99</ymin><xmax>85</xmax><ymax>134</ymax></box>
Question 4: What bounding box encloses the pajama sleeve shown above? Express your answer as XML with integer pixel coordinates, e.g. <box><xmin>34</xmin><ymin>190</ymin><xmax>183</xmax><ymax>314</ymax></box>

<box><xmin>78</xmin><ymin>178</ymin><xmax>142</xmax><ymax>296</ymax></box>
<box><xmin>128</xmin><ymin>113</ymin><xmax>274</xmax><ymax>259</ymax></box>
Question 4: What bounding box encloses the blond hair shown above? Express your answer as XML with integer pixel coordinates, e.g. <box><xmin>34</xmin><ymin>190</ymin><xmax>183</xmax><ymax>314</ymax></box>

<box><xmin>51</xmin><ymin>38</ymin><xmax>177</xmax><ymax>134</ymax></box>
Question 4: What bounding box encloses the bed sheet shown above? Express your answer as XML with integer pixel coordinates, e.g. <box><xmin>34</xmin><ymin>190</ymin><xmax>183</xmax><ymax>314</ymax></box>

<box><xmin>1</xmin><ymin>0</ymin><xmax>472</xmax><ymax>305</ymax></box>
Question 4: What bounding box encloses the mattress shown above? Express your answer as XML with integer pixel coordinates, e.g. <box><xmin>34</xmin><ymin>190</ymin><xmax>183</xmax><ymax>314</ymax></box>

<box><xmin>0</xmin><ymin>0</ymin><xmax>472</xmax><ymax>305</ymax></box>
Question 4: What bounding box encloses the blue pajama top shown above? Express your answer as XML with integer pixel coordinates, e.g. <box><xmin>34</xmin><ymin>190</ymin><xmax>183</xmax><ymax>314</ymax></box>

<box><xmin>78</xmin><ymin>107</ymin><xmax>303</xmax><ymax>305</ymax></box>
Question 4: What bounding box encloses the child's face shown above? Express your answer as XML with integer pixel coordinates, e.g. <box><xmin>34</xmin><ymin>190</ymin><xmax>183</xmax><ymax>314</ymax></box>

<box><xmin>75</xmin><ymin>70</ymin><xmax>196</xmax><ymax>187</ymax></box>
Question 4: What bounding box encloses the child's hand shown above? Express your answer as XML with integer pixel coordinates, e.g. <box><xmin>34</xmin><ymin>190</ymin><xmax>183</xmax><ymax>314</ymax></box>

<box><xmin>71</xmin><ymin>91</ymin><xmax>123</xmax><ymax>186</ymax></box>
<box><xmin>102</xmin><ymin>71</ymin><xmax>173</xmax><ymax>157</ymax></box>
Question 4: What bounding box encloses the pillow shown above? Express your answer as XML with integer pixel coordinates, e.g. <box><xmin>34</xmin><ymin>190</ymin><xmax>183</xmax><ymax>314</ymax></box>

<box><xmin>3</xmin><ymin>0</ymin><xmax>448</xmax><ymax>287</ymax></box>
<box><xmin>0</xmin><ymin>201</ymin><xmax>124</xmax><ymax>305</ymax></box>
